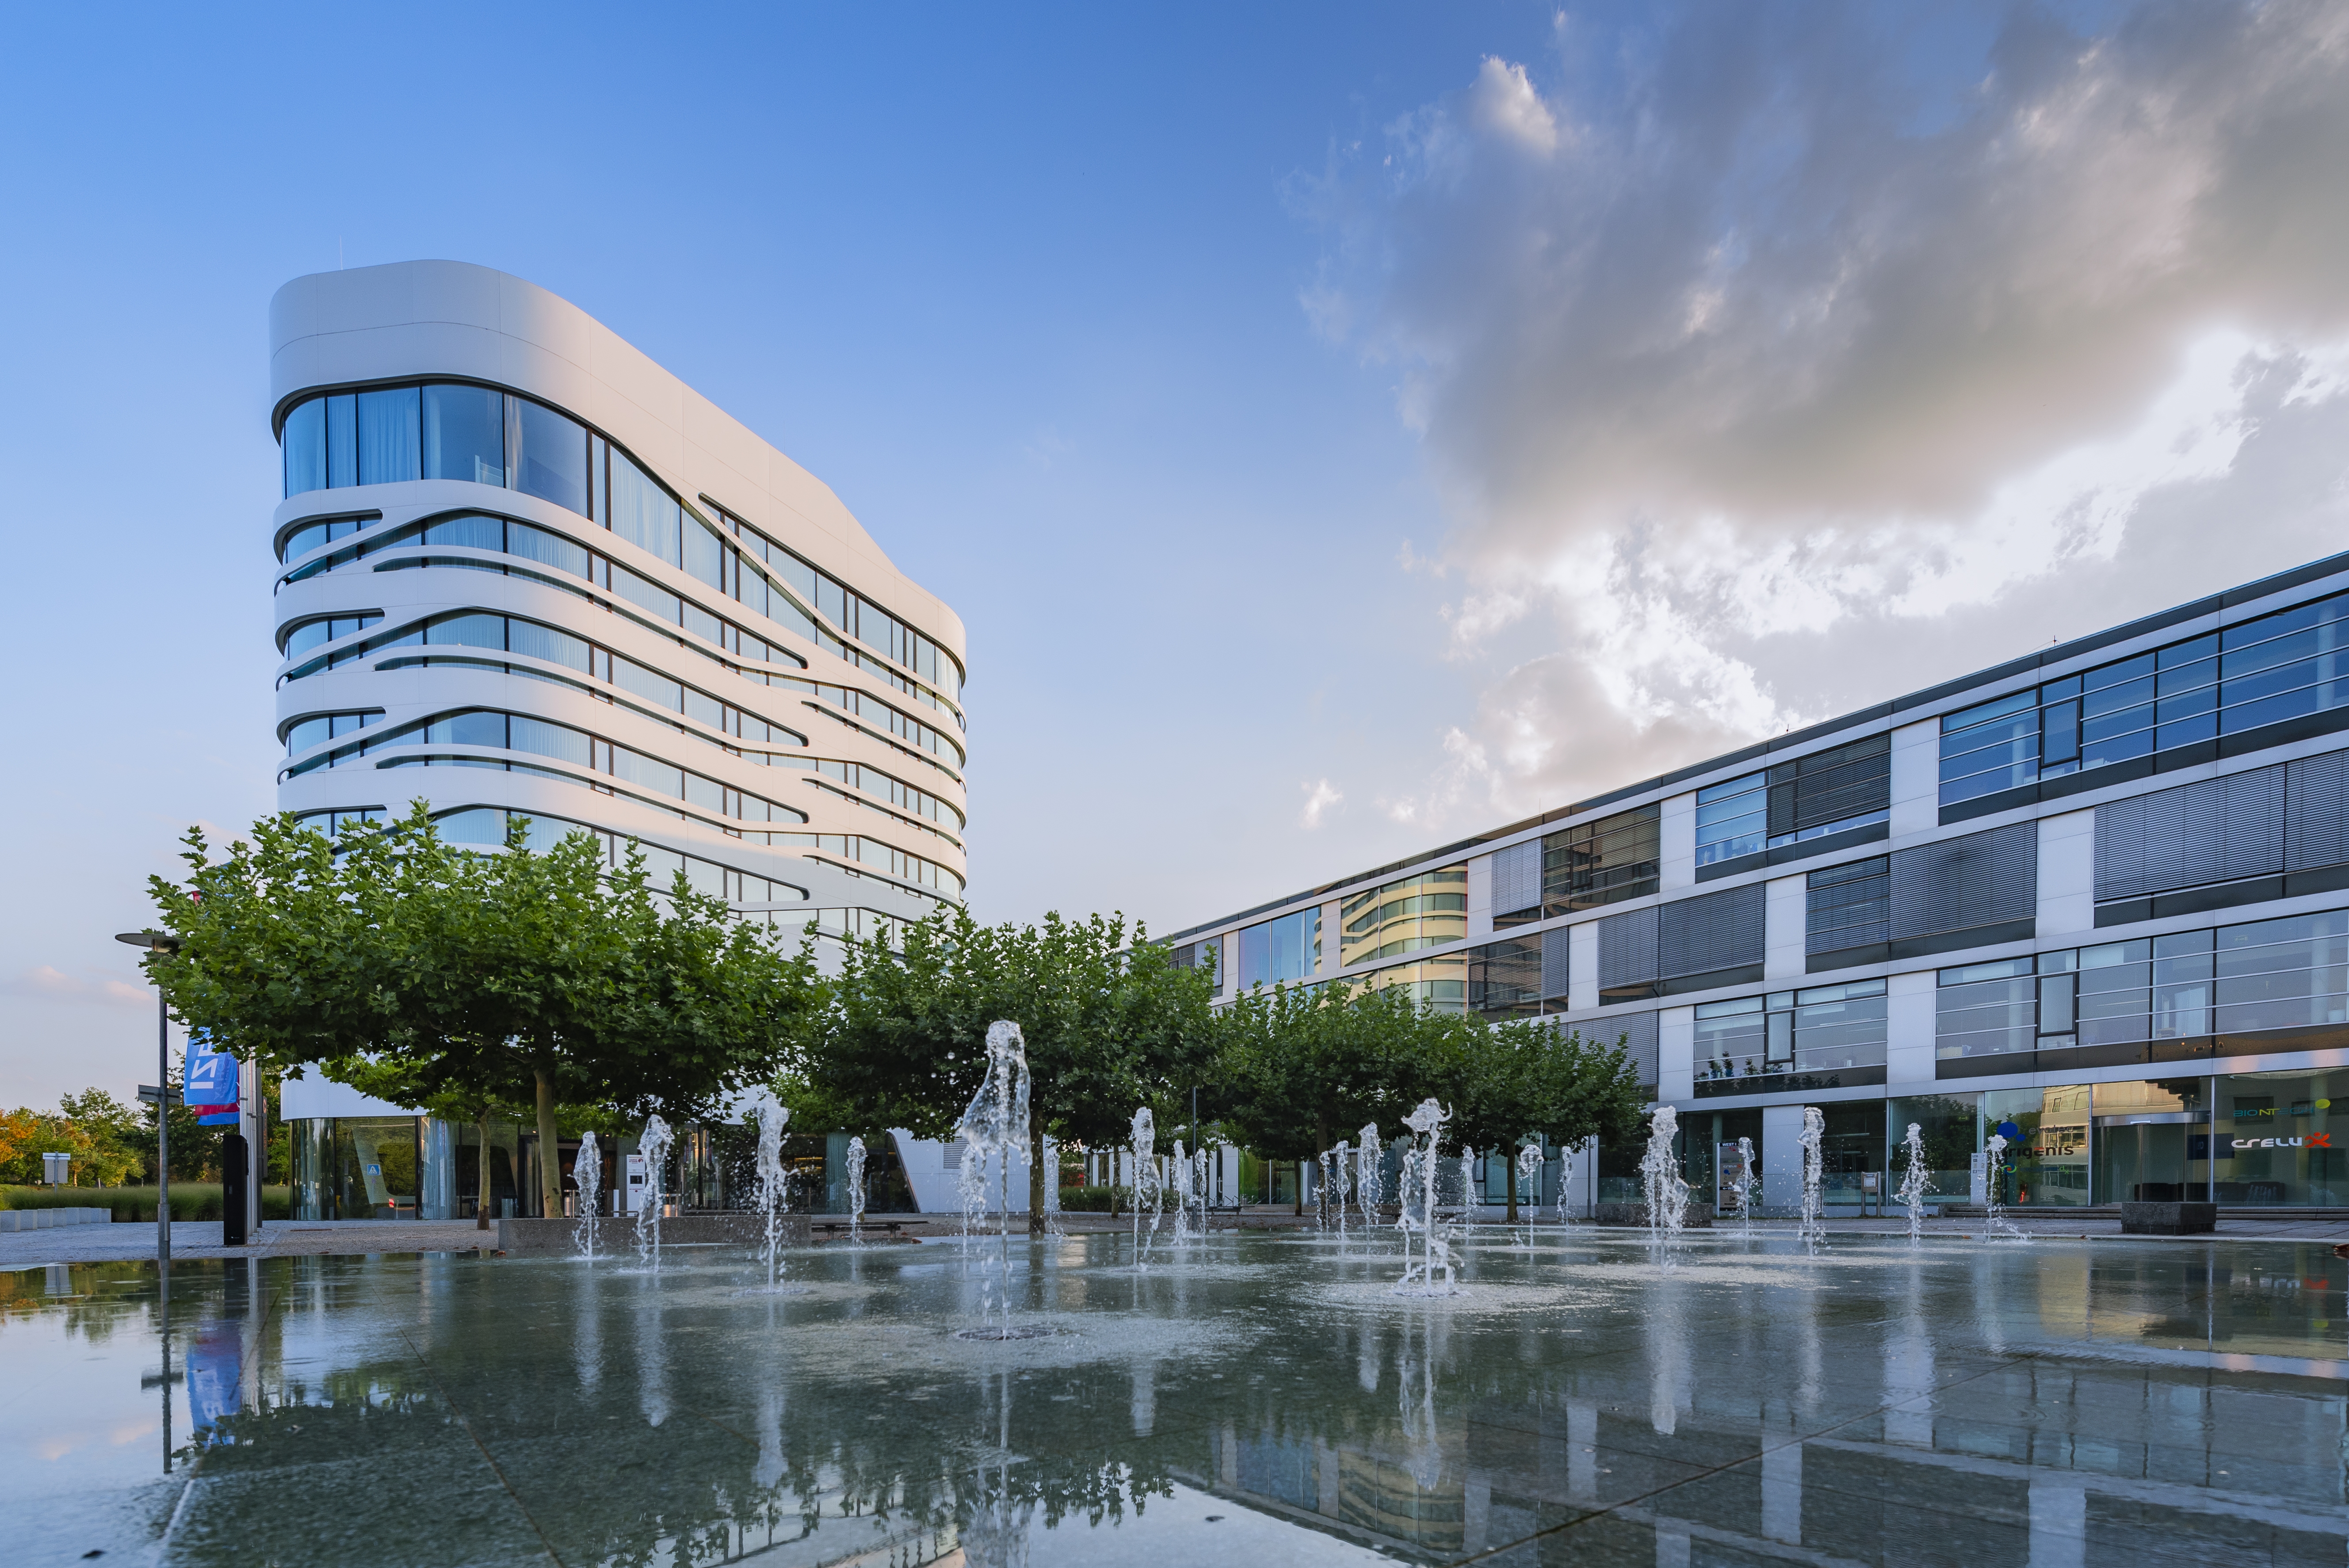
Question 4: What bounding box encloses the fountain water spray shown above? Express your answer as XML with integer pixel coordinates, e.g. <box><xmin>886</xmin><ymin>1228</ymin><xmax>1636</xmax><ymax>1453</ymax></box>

<box><xmin>1732</xmin><ymin>1135</ymin><xmax>1756</xmax><ymax>1236</ymax></box>
<box><xmin>1459</xmin><ymin>1148</ymin><xmax>1477</xmax><ymax>1226</ymax></box>
<box><xmin>844</xmin><ymin>1136</ymin><xmax>866</xmax><ymax>1245</ymax></box>
<box><xmin>1315</xmin><ymin>1148</ymin><xmax>1334</xmax><ymax>1231</ymax></box>
<box><xmin>1897</xmin><ymin>1122</ymin><xmax>1935</xmax><ymax>1243</ymax></box>
<box><xmin>1393</xmin><ymin>1098</ymin><xmax>1458</xmax><ymax>1296</ymax></box>
<box><xmin>749</xmin><ymin>1095</ymin><xmax>791</xmax><ymax>1286</ymax></box>
<box><xmin>1555</xmin><ymin>1141</ymin><xmax>1575</xmax><ymax>1225</ymax></box>
<box><xmin>955</xmin><ymin>1020</ymin><xmax>1032</xmax><ymax>1339</ymax></box>
<box><xmin>1169</xmin><ymin>1138</ymin><xmax>1194</xmax><ymax>1243</ymax></box>
<box><xmin>1639</xmin><ymin>1107</ymin><xmax>1691</xmax><ymax>1243</ymax></box>
<box><xmin>1356</xmin><ymin>1124</ymin><xmax>1382</xmax><ymax>1236</ymax></box>
<box><xmin>1330</xmin><ymin>1140</ymin><xmax>1353</xmax><ymax>1244</ymax></box>
<box><xmin>1983</xmin><ymin>1133</ymin><xmax>2029</xmax><ymax>1242</ymax></box>
<box><xmin>1797</xmin><ymin>1106</ymin><xmax>1826</xmax><ymax>1243</ymax></box>
<box><xmin>1129</xmin><ymin>1108</ymin><xmax>1160</xmax><ymax>1267</ymax></box>
<box><xmin>634</xmin><ymin>1115</ymin><xmax>673</xmax><ymax>1268</ymax></box>
<box><xmin>573</xmin><ymin>1131</ymin><xmax>602</xmax><ymax>1259</ymax></box>
<box><xmin>1516</xmin><ymin>1143</ymin><xmax>1543</xmax><ymax>1247</ymax></box>
<box><xmin>956</xmin><ymin>1131</ymin><xmax>987</xmax><ymax>1247</ymax></box>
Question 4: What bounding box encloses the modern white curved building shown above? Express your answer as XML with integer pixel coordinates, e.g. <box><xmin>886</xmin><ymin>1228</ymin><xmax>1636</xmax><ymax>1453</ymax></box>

<box><xmin>270</xmin><ymin>260</ymin><xmax>967</xmax><ymax>943</ymax></box>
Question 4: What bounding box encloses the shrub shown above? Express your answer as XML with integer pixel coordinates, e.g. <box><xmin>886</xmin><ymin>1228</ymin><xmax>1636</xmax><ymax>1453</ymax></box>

<box><xmin>1</xmin><ymin>1184</ymin><xmax>291</xmax><ymax>1221</ymax></box>
<box><xmin>1055</xmin><ymin>1184</ymin><xmax>1136</xmax><ymax>1213</ymax></box>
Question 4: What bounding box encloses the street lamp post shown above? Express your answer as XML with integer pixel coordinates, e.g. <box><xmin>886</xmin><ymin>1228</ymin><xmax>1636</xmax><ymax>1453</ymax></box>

<box><xmin>115</xmin><ymin>931</ymin><xmax>182</xmax><ymax>1268</ymax></box>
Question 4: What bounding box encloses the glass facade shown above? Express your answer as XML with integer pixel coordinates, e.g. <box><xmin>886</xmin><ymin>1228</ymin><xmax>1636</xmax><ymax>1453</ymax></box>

<box><xmin>1340</xmin><ymin>866</ymin><xmax>1467</xmax><ymax>965</ymax></box>
<box><xmin>1466</xmin><ymin>935</ymin><xmax>1543</xmax><ymax>1019</ymax></box>
<box><xmin>1361</xmin><ymin>954</ymin><xmax>1467</xmax><ymax>1012</ymax></box>
<box><xmin>1695</xmin><ymin>979</ymin><xmax>1887</xmax><ymax>1087</ymax></box>
<box><xmin>283</xmin><ymin>385</ymin><xmax>963</xmax><ymax>708</ymax></box>
<box><xmin>1692</xmin><ymin>736</ymin><xmax>1890</xmax><ymax>868</ymax></box>
<box><xmin>279</xmin><ymin>512</ymin><xmax>965</xmax><ymax>769</ymax></box>
<box><xmin>1494</xmin><ymin>807</ymin><xmax>1658</xmax><ymax>926</ymax></box>
<box><xmin>1235</xmin><ymin>907</ymin><xmax>1321</xmax><ymax>991</ymax></box>
<box><xmin>1940</xmin><ymin>589</ymin><xmax>2349</xmax><ymax>807</ymax></box>
<box><xmin>290</xmin><ymin>1115</ymin><xmax>457</xmax><ymax>1220</ymax></box>
<box><xmin>1936</xmin><ymin>907</ymin><xmax>2349</xmax><ymax>1067</ymax></box>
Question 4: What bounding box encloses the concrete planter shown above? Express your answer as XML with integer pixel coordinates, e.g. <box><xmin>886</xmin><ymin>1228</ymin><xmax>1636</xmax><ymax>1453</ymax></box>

<box><xmin>0</xmin><ymin>1208</ymin><xmax>111</xmax><ymax>1231</ymax></box>
<box><xmin>1592</xmin><ymin>1202</ymin><xmax>1715</xmax><ymax>1228</ymax></box>
<box><xmin>494</xmin><ymin>1212</ymin><xmax>810</xmax><ymax>1257</ymax></box>
<box><xmin>2120</xmin><ymin>1201</ymin><xmax>2217</xmax><ymax>1235</ymax></box>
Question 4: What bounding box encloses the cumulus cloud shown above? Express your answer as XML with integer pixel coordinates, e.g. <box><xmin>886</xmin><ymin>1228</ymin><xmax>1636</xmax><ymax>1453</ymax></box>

<box><xmin>1299</xmin><ymin>778</ymin><xmax>1344</xmax><ymax>828</ymax></box>
<box><xmin>1309</xmin><ymin>1</ymin><xmax>2349</xmax><ymax>821</ymax></box>
<box><xmin>6</xmin><ymin>965</ymin><xmax>151</xmax><ymax>1007</ymax></box>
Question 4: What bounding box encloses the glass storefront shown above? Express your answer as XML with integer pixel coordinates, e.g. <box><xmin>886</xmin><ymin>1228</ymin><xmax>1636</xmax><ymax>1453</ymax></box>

<box><xmin>291</xmin><ymin>1116</ymin><xmax>459</xmax><ymax>1220</ymax></box>
<box><xmin>2212</xmin><ymin>1068</ymin><xmax>2346</xmax><ymax>1205</ymax></box>
<box><xmin>1886</xmin><ymin>1092</ymin><xmax>1981</xmax><ymax>1207</ymax></box>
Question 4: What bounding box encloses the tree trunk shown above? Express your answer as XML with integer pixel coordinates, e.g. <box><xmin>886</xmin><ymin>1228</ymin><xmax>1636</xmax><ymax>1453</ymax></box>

<box><xmin>1027</xmin><ymin>1123</ymin><xmax>1047</xmax><ymax>1235</ymax></box>
<box><xmin>534</xmin><ymin>1071</ymin><xmax>562</xmax><ymax>1219</ymax></box>
<box><xmin>476</xmin><ymin>1114</ymin><xmax>493</xmax><ymax>1231</ymax></box>
<box><xmin>1505</xmin><ymin>1148</ymin><xmax>1520</xmax><ymax>1225</ymax></box>
<box><xmin>1293</xmin><ymin>1160</ymin><xmax>1304</xmax><ymax>1217</ymax></box>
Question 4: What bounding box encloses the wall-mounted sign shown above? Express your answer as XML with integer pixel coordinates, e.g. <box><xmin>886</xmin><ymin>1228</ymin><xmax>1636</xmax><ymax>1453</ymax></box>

<box><xmin>2231</xmin><ymin>1135</ymin><xmax>2334</xmax><ymax>1149</ymax></box>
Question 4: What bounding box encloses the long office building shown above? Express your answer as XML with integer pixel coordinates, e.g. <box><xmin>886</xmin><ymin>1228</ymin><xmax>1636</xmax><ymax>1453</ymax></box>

<box><xmin>270</xmin><ymin>260</ymin><xmax>966</xmax><ymax>1218</ymax></box>
<box><xmin>1169</xmin><ymin>554</ymin><xmax>2349</xmax><ymax>1213</ymax></box>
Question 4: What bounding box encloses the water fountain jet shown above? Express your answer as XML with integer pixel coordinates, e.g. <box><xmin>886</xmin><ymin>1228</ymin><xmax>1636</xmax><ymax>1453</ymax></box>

<box><xmin>844</xmin><ymin>1135</ymin><xmax>866</xmax><ymax>1245</ymax></box>
<box><xmin>1639</xmin><ymin>1106</ymin><xmax>1691</xmax><ymax>1243</ymax></box>
<box><xmin>573</xmin><ymin>1130</ymin><xmax>602</xmax><ymax>1259</ymax></box>
<box><xmin>1797</xmin><ymin>1106</ymin><xmax>1825</xmax><ymax>1244</ymax></box>
<box><xmin>1897</xmin><ymin>1122</ymin><xmax>1934</xmax><ymax>1243</ymax></box>
<box><xmin>634</xmin><ymin>1115</ymin><xmax>673</xmax><ymax>1268</ymax></box>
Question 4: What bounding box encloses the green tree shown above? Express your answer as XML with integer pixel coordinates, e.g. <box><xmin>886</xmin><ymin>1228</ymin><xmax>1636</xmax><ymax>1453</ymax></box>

<box><xmin>144</xmin><ymin>803</ymin><xmax>821</xmax><ymax>1219</ymax></box>
<box><xmin>1215</xmin><ymin>980</ymin><xmax>1437</xmax><ymax>1214</ymax></box>
<box><xmin>820</xmin><ymin>907</ymin><xmax>1213</xmax><ymax>1234</ymax></box>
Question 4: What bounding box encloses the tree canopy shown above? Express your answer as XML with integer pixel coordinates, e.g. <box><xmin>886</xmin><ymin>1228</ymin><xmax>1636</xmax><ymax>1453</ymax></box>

<box><xmin>143</xmin><ymin>804</ymin><xmax>821</xmax><ymax>1216</ymax></box>
<box><xmin>820</xmin><ymin>906</ymin><xmax>1215</xmax><ymax>1232</ymax></box>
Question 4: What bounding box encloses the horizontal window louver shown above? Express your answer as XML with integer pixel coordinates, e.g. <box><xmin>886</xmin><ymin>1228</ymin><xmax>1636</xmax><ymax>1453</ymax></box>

<box><xmin>1768</xmin><ymin>734</ymin><xmax>1891</xmax><ymax>837</ymax></box>
<box><xmin>1492</xmin><ymin>839</ymin><xmax>1541</xmax><ymax>919</ymax></box>
<box><xmin>1892</xmin><ymin>823</ymin><xmax>2037</xmax><ymax>940</ymax></box>
<box><xmin>1807</xmin><ymin>856</ymin><xmax>1891</xmax><ymax>954</ymax></box>
<box><xmin>1606</xmin><ymin>1011</ymin><xmax>1660</xmax><ymax>1090</ymax></box>
<box><xmin>1657</xmin><ymin>883</ymin><xmax>1766</xmax><ymax>980</ymax></box>
<box><xmin>1541</xmin><ymin>926</ymin><xmax>1571</xmax><ymax>999</ymax></box>
<box><xmin>2093</xmin><ymin>764</ymin><xmax>2285</xmax><ymax>901</ymax></box>
<box><xmin>2285</xmin><ymin>748</ymin><xmax>2349</xmax><ymax>874</ymax></box>
<box><xmin>1598</xmin><ymin>906</ymin><xmax>1658</xmax><ymax>991</ymax></box>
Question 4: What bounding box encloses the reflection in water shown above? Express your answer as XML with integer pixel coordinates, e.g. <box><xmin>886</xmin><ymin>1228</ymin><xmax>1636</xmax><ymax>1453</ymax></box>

<box><xmin>3</xmin><ymin>1235</ymin><xmax>2345</xmax><ymax>1567</ymax></box>
<box><xmin>634</xmin><ymin>1277</ymin><xmax>668</xmax><ymax>1427</ymax></box>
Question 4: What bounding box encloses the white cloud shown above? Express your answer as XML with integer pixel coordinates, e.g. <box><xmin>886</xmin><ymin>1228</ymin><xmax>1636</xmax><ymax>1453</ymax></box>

<box><xmin>1305</xmin><ymin>2</ymin><xmax>2349</xmax><ymax>824</ymax></box>
<box><xmin>1299</xmin><ymin>778</ymin><xmax>1343</xmax><ymax>829</ymax></box>
<box><xmin>6</xmin><ymin>965</ymin><xmax>151</xmax><ymax>1008</ymax></box>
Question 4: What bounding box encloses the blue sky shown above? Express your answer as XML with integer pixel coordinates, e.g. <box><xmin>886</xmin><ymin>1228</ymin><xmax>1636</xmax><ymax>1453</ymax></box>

<box><xmin>4</xmin><ymin>3</ymin><xmax>2347</xmax><ymax>1107</ymax></box>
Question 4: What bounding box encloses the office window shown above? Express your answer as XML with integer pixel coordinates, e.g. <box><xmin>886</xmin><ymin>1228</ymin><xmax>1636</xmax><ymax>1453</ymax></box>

<box><xmin>1362</xmin><ymin>954</ymin><xmax>1468</xmax><ymax>1013</ymax></box>
<box><xmin>1694</xmin><ymin>772</ymin><xmax>1766</xmax><ymax>868</ymax></box>
<box><xmin>1236</xmin><ymin>907</ymin><xmax>1321</xmax><ymax>991</ymax></box>
<box><xmin>1938</xmin><ymin>590</ymin><xmax>2349</xmax><ymax>809</ymax></box>
<box><xmin>1696</xmin><ymin>980</ymin><xmax>1886</xmax><ymax>1083</ymax></box>
<box><xmin>1935</xmin><ymin>958</ymin><xmax>2036</xmax><ymax>1060</ymax></box>
<box><xmin>1807</xmin><ymin>856</ymin><xmax>1889</xmax><ymax>957</ymax></box>
<box><xmin>1491</xmin><ymin>839</ymin><xmax>1542</xmax><ymax>926</ymax></box>
<box><xmin>1539</xmin><ymin>806</ymin><xmax>1659</xmax><ymax>916</ymax></box>
<box><xmin>1467</xmin><ymin>935</ymin><xmax>1543</xmax><ymax>1019</ymax></box>
<box><xmin>1890</xmin><ymin>823</ymin><xmax>2036</xmax><ymax>950</ymax></box>
<box><xmin>1767</xmin><ymin>734</ymin><xmax>1890</xmax><ymax>845</ymax></box>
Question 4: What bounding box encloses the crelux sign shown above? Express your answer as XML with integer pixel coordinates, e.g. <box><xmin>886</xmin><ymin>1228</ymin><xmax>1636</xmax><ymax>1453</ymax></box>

<box><xmin>2230</xmin><ymin>1133</ymin><xmax>2334</xmax><ymax>1149</ymax></box>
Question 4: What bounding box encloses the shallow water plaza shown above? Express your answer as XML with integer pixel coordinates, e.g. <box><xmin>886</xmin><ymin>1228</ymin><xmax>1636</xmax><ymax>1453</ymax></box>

<box><xmin>3</xmin><ymin>1226</ymin><xmax>2345</xmax><ymax>1568</ymax></box>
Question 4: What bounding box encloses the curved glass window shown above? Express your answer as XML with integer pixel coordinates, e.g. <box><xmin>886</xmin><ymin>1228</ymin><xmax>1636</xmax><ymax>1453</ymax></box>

<box><xmin>281</xmin><ymin>614</ymin><xmax>381</xmax><ymax>661</ymax></box>
<box><xmin>282</xmin><ymin>382</ymin><xmax>962</xmax><ymax>711</ymax></box>
<box><xmin>294</xmin><ymin>804</ymin><xmax>810</xmax><ymax>908</ymax></box>
<box><xmin>283</xmin><ymin>711</ymin><xmax>380</xmax><ymax>754</ymax></box>
<box><xmin>283</xmin><ymin>705</ymin><xmax>810</xmax><ymax>828</ymax></box>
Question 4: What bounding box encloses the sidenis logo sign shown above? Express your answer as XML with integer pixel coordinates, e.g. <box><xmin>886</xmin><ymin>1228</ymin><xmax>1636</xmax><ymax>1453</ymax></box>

<box><xmin>2231</xmin><ymin>1134</ymin><xmax>2334</xmax><ymax>1149</ymax></box>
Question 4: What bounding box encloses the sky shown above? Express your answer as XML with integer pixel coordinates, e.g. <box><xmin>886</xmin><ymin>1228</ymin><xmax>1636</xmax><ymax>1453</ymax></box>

<box><xmin>2</xmin><ymin>3</ymin><xmax>2346</xmax><ymax>1109</ymax></box>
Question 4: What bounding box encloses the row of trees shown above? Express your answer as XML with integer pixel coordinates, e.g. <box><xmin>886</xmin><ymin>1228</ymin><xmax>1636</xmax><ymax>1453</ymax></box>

<box><xmin>143</xmin><ymin>805</ymin><xmax>820</xmax><ymax>1219</ymax></box>
<box><xmin>141</xmin><ymin>808</ymin><xmax>1646</xmax><ymax>1229</ymax></box>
